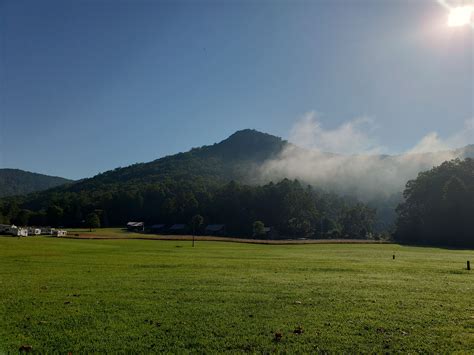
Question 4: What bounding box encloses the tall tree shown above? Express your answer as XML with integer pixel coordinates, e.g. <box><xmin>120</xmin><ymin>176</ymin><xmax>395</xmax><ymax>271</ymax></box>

<box><xmin>85</xmin><ymin>212</ymin><xmax>101</xmax><ymax>232</ymax></box>
<box><xmin>340</xmin><ymin>204</ymin><xmax>376</xmax><ymax>239</ymax></box>
<box><xmin>252</xmin><ymin>221</ymin><xmax>265</xmax><ymax>238</ymax></box>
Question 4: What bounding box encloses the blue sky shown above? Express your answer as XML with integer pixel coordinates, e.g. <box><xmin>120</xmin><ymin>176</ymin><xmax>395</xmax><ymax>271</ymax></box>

<box><xmin>1</xmin><ymin>0</ymin><xmax>472</xmax><ymax>179</ymax></box>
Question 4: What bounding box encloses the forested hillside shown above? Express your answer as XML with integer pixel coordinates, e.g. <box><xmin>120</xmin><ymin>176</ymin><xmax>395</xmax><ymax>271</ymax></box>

<box><xmin>0</xmin><ymin>130</ymin><xmax>471</xmax><ymax>241</ymax></box>
<box><xmin>395</xmin><ymin>158</ymin><xmax>474</xmax><ymax>247</ymax></box>
<box><xmin>66</xmin><ymin>129</ymin><xmax>287</xmax><ymax>191</ymax></box>
<box><xmin>0</xmin><ymin>130</ymin><xmax>377</xmax><ymax>237</ymax></box>
<box><xmin>0</xmin><ymin>169</ymin><xmax>72</xmax><ymax>198</ymax></box>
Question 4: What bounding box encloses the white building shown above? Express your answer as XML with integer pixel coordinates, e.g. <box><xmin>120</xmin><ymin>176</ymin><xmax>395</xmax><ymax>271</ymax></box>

<box><xmin>127</xmin><ymin>221</ymin><xmax>144</xmax><ymax>232</ymax></box>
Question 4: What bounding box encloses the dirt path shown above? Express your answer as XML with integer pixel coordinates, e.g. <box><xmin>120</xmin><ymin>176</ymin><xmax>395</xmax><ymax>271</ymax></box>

<box><xmin>63</xmin><ymin>233</ymin><xmax>390</xmax><ymax>245</ymax></box>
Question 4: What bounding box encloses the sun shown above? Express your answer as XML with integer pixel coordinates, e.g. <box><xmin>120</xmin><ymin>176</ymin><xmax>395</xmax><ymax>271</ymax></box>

<box><xmin>447</xmin><ymin>6</ymin><xmax>473</xmax><ymax>27</ymax></box>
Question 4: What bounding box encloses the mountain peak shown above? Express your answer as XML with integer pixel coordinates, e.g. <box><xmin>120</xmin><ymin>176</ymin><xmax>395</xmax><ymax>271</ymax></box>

<box><xmin>211</xmin><ymin>129</ymin><xmax>287</xmax><ymax>161</ymax></box>
<box><xmin>226</xmin><ymin>128</ymin><xmax>277</xmax><ymax>140</ymax></box>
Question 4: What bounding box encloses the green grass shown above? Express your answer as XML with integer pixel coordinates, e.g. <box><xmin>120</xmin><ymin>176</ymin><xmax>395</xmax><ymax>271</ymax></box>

<box><xmin>0</xmin><ymin>237</ymin><xmax>473</xmax><ymax>353</ymax></box>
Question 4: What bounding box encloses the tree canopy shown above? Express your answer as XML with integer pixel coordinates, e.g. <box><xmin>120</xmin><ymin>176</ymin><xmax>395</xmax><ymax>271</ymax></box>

<box><xmin>0</xmin><ymin>178</ymin><xmax>376</xmax><ymax>239</ymax></box>
<box><xmin>85</xmin><ymin>212</ymin><xmax>101</xmax><ymax>231</ymax></box>
<box><xmin>394</xmin><ymin>158</ymin><xmax>474</xmax><ymax>247</ymax></box>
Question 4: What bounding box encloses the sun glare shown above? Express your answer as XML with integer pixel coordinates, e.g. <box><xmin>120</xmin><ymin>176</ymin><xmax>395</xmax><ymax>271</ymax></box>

<box><xmin>447</xmin><ymin>6</ymin><xmax>473</xmax><ymax>27</ymax></box>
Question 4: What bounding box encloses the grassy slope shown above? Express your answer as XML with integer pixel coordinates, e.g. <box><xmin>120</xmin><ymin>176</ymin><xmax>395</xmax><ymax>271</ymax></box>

<box><xmin>0</xmin><ymin>237</ymin><xmax>472</xmax><ymax>353</ymax></box>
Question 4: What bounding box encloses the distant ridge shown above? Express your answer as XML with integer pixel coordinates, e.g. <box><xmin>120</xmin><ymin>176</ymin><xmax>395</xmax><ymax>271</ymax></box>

<box><xmin>0</xmin><ymin>129</ymin><xmax>471</xmax><ymax>230</ymax></box>
<box><xmin>4</xmin><ymin>129</ymin><xmax>472</xmax><ymax>199</ymax></box>
<box><xmin>0</xmin><ymin>168</ymin><xmax>72</xmax><ymax>197</ymax></box>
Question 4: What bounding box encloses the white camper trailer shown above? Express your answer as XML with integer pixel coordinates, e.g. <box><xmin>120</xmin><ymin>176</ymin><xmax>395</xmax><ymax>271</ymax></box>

<box><xmin>28</xmin><ymin>227</ymin><xmax>42</xmax><ymax>236</ymax></box>
<box><xmin>10</xmin><ymin>227</ymin><xmax>28</xmax><ymax>237</ymax></box>
<box><xmin>54</xmin><ymin>230</ymin><xmax>67</xmax><ymax>237</ymax></box>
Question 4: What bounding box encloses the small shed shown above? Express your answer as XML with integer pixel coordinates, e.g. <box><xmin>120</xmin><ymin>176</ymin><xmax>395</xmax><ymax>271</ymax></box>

<box><xmin>205</xmin><ymin>224</ymin><xmax>226</xmax><ymax>236</ymax></box>
<box><xmin>168</xmin><ymin>224</ymin><xmax>187</xmax><ymax>234</ymax></box>
<box><xmin>127</xmin><ymin>221</ymin><xmax>144</xmax><ymax>232</ymax></box>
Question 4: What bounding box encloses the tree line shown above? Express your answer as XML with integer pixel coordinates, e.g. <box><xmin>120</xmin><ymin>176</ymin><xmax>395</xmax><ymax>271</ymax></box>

<box><xmin>3</xmin><ymin>157</ymin><xmax>470</xmax><ymax>244</ymax></box>
<box><xmin>0</xmin><ymin>178</ymin><xmax>376</xmax><ymax>239</ymax></box>
<box><xmin>394</xmin><ymin>158</ymin><xmax>473</xmax><ymax>247</ymax></box>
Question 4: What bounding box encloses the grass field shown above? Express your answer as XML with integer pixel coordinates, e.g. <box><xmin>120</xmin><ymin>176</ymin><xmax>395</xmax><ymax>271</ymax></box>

<box><xmin>0</xmin><ymin>236</ymin><xmax>472</xmax><ymax>353</ymax></box>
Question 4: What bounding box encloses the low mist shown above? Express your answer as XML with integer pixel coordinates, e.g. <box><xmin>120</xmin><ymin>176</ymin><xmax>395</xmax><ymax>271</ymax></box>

<box><xmin>259</xmin><ymin>112</ymin><xmax>473</xmax><ymax>200</ymax></box>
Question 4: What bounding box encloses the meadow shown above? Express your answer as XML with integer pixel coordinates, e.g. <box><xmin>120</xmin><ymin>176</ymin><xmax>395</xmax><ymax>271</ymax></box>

<box><xmin>0</xmin><ymin>236</ymin><xmax>472</xmax><ymax>353</ymax></box>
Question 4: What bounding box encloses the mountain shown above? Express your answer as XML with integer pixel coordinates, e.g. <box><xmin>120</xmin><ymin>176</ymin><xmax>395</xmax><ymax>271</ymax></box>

<box><xmin>0</xmin><ymin>129</ymin><xmax>471</xmax><ymax>231</ymax></box>
<box><xmin>68</xmin><ymin>129</ymin><xmax>287</xmax><ymax>191</ymax></box>
<box><xmin>0</xmin><ymin>130</ymin><xmax>299</xmax><ymax>229</ymax></box>
<box><xmin>8</xmin><ymin>130</ymin><xmax>471</xmax><ymax>199</ymax></box>
<box><xmin>0</xmin><ymin>169</ymin><xmax>72</xmax><ymax>198</ymax></box>
<box><xmin>0</xmin><ymin>129</ymin><xmax>289</xmax><ymax>219</ymax></box>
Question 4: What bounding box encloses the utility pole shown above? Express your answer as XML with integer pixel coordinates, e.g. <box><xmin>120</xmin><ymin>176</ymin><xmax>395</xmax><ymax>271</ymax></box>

<box><xmin>320</xmin><ymin>217</ymin><xmax>324</xmax><ymax>238</ymax></box>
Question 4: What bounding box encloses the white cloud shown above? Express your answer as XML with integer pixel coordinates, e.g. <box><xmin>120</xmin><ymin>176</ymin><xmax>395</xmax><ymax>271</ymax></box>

<box><xmin>408</xmin><ymin>118</ymin><xmax>473</xmax><ymax>154</ymax></box>
<box><xmin>406</xmin><ymin>132</ymin><xmax>450</xmax><ymax>154</ymax></box>
<box><xmin>288</xmin><ymin>112</ymin><xmax>383</xmax><ymax>154</ymax></box>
